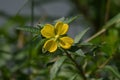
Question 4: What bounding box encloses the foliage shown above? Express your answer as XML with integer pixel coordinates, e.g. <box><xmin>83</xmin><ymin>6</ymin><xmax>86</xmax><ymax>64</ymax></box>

<box><xmin>0</xmin><ymin>0</ymin><xmax>120</xmax><ymax>80</ymax></box>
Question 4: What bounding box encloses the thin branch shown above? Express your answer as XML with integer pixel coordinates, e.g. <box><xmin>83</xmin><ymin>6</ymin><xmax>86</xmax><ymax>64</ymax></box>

<box><xmin>16</xmin><ymin>0</ymin><xmax>29</xmax><ymax>15</ymax></box>
<box><xmin>104</xmin><ymin>0</ymin><xmax>111</xmax><ymax>23</ymax></box>
<box><xmin>31</xmin><ymin>0</ymin><xmax>34</xmax><ymax>26</ymax></box>
<box><xmin>84</xmin><ymin>7</ymin><xmax>120</xmax><ymax>43</ymax></box>
<box><xmin>98</xmin><ymin>56</ymin><xmax>112</xmax><ymax>69</ymax></box>
<box><xmin>84</xmin><ymin>28</ymin><xmax>106</xmax><ymax>42</ymax></box>
<box><xmin>28</xmin><ymin>0</ymin><xmax>35</xmax><ymax>79</ymax></box>
<box><xmin>64</xmin><ymin>50</ymin><xmax>87</xmax><ymax>80</ymax></box>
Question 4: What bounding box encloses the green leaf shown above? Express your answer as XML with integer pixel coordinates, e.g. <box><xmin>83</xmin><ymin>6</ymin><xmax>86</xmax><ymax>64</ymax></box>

<box><xmin>37</xmin><ymin>23</ymin><xmax>45</xmax><ymax>28</ymax></box>
<box><xmin>1</xmin><ymin>53</ymin><xmax>12</xmax><ymax>60</ymax></box>
<box><xmin>16</xmin><ymin>26</ymin><xmax>40</xmax><ymax>34</ymax></box>
<box><xmin>78</xmin><ymin>42</ymin><xmax>93</xmax><ymax>46</ymax></box>
<box><xmin>0</xmin><ymin>50</ymin><xmax>10</xmax><ymax>54</ymax></box>
<box><xmin>54</xmin><ymin>17</ymin><xmax>65</xmax><ymax>23</ymax></box>
<box><xmin>65</xmin><ymin>15</ymin><xmax>79</xmax><ymax>24</ymax></box>
<box><xmin>75</xmin><ymin>49</ymin><xmax>85</xmax><ymax>57</ymax></box>
<box><xmin>50</xmin><ymin>56</ymin><xmax>67</xmax><ymax>80</ymax></box>
<box><xmin>69</xmin><ymin>74</ymin><xmax>77</xmax><ymax>80</ymax></box>
<box><xmin>54</xmin><ymin>16</ymin><xmax>79</xmax><ymax>24</ymax></box>
<box><xmin>105</xmin><ymin>66</ymin><xmax>120</xmax><ymax>79</ymax></box>
<box><xmin>0</xmin><ymin>59</ymin><xmax>6</xmax><ymax>67</ymax></box>
<box><xmin>34</xmin><ymin>39</ymin><xmax>46</xmax><ymax>54</ymax></box>
<box><xmin>74</xmin><ymin>28</ymin><xmax>89</xmax><ymax>43</ymax></box>
<box><xmin>115</xmin><ymin>20</ymin><xmax>120</xmax><ymax>29</ymax></box>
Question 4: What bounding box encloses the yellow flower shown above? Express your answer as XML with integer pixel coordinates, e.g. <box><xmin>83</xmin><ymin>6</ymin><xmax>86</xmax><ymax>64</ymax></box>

<box><xmin>41</xmin><ymin>22</ymin><xmax>74</xmax><ymax>52</ymax></box>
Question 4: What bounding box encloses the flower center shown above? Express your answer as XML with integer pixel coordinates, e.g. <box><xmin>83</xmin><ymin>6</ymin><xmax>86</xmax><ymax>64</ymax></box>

<box><xmin>54</xmin><ymin>35</ymin><xmax>59</xmax><ymax>41</ymax></box>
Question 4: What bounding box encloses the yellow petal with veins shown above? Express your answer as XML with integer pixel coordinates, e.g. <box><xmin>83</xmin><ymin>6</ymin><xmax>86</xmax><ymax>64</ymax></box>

<box><xmin>43</xmin><ymin>39</ymin><xmax>57</xmax><ymax>52</ymax></box>
<box><xmin>59</xmin><ymin>37</ymin><xmax>73</xmax><ymax>49</ymax></box>
<box><xmin>41</xmin><ymin>24</ymin><xmax>55</xmax><ymax>38</ymax></box>
<box><xmin>55</xmin><ymin>22</ymin><xmax>69</xmax><ymax>35</ymax></box>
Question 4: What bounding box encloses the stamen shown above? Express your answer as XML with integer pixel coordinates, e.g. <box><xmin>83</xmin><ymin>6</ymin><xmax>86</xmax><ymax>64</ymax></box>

<box><xmin>54</xmin><ymin>35</ymin><xmax>59</xmax><ymax>41</ymax></box>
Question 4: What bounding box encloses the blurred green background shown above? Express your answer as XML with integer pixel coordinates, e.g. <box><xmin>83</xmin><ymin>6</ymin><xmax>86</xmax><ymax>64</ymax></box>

<box><xmin>0</xmin><ymin>0</ymin><xmax>120</xmax><ymax>80</ymax></box>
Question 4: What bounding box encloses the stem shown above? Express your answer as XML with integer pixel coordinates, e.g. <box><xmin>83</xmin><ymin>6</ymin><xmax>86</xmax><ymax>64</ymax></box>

<box><xmin>84</xmin><ymin>28</ymin><xmax>106</xmax><ymax>42</ymax></box>
<box><xmin>64</xmin><ymin>50</ymin><xmax>87</xmax><ymax>80</ymax></box>
<box><xmin>98</xmin><ymin>56</ymin><xmax>112</xmax><ymax>69</ymax></box>
<box><xmin>84</xmin><ymin>3</ymin><xmax>120</xmax><ymax>43</ymax></box>
<box><xmin>31</xmin><ymin>0</ymin><xmax>34</xmax><ymax>26</ymax></box>
<box><xmin>29</xmin><ymin>0</ymin><xmax>34</xmax><ymax>63</ymax></box>
<box><xmin>16</xmin><ymin>0</ymin><xmax>29</xmax><ymax>15</ymax></box>
<box><xmin>104</xmin><ymin>0</ymin><xmax>111</xmax><ymax>23</ymax></box>
<box><xmin>28</xmin><ymin>0</ymin><xmax>35</xmax><ymax>78</ymax></box>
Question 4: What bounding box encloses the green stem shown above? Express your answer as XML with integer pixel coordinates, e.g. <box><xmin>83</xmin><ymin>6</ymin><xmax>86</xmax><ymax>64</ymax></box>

<box><xmin>64</xmin><ymin>50</ymin><xmax>87</xmax><ymax>80</ymax></box>
<box><xmin>98</xmin><ymin>55</ymin><xmax>113</xmax><ymax>69</ymax></box>
<box><xmin>85</xmin><ymin>12</ymin><xmax>120</xmax><ymax>42</ymax></box>
<box><xmin>84</xmin><ymin>28</ymin><xmax>106</xmax><ymax>42</ymax></box>
<box><xmin>28</xmin><ymin>0</ymin><xmax>35</xmax><ymax>79</ymax></box>
<box><xmin>29</xmin><ymin>0</ymin><xmax>34</xmax><ymax>64</ymax></box>
<box><xmin>16</xmin><ymin>0</ymin><xmax>29</xmax><ymax>15</ymax></box>
<box><xmin>104</xmin><ymin>0</ymin><xmax>111</xmax><ymax>23</ymax></box>
<box><xmin>31</xmin><ymin>0</ymin><xmax>34</xmax><ymax>26</ymax></box>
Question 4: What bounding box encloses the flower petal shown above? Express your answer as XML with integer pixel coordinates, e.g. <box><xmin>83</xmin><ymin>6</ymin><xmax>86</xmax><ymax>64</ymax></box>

<box><xmin>55</xmin><ymin>22</ymin><xmax>69</xmax><ymax>35</ymax></box>
<box><xmin>43</xmin><ymin>39</ymin><xmax>57</xmax><ymax>52</ymax></box>
<box><xmin>59</xmin><ymin>37</ymin><xmax>74</xmax><ymax>49</ymax></box>
<box><xmin>41</xmin><ymin>24</ymin><xmax>55</xmax><ymax>38</ymax></box>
